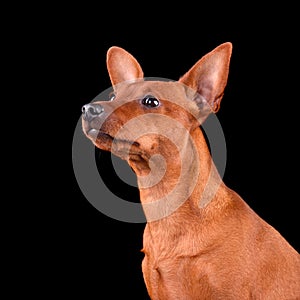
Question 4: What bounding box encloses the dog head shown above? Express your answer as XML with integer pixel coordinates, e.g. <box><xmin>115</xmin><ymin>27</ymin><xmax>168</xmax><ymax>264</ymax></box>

<box><xmin>82</xmin><ymin>43</ymin><xmax>232</xmax><ymax>168</ymax></box>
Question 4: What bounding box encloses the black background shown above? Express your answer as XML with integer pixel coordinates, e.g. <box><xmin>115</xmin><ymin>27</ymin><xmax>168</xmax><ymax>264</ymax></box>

<box><xmin>23</xmin><ymin>5</ymin><xmax>299</xmax><ymax>299</ymax></box>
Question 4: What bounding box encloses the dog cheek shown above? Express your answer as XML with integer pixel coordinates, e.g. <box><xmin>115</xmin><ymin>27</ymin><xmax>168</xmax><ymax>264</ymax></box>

<box><xmin>100</xmin><ymin>118</ymin><xmax>124</xmax><ymax>136</ymax></box>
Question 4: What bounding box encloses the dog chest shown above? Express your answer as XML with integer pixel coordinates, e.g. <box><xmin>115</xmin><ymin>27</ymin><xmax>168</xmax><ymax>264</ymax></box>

<box><xmin>141</xmin><ymin>252</ymin><xmax>222</xmax><ymax>299</ymax></box>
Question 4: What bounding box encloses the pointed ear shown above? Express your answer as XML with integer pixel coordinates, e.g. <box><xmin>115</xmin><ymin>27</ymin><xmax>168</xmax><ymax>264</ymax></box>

<box><xmin>106</xmin><ymin>46</ymin><xmax>144</xmax><ymax>87</ymax></box>
<box><xmin>179</xmin><ymin>42</ymin><xmax>232</xmax><ymax>113</ymax></box>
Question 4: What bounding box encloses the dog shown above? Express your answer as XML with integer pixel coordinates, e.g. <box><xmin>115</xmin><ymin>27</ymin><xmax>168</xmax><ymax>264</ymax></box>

<box><xmin>81</xmin><ymin>42</ymin><xmax>300</xmax><ymax>299</ymax></box>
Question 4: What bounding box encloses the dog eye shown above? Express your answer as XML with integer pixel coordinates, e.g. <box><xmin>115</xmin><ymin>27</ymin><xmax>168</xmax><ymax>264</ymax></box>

<box><xmin>109</xmin><ymin>92</ymin><xmax>116</xmax><ymax>101</ymax></box>
<box><xmin>142</xmin><ymin>95</ymin><xmax>160</xmax><ymax>108</ymax></box>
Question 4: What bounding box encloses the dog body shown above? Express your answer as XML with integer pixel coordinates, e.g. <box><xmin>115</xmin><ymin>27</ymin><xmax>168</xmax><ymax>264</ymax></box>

<box><xmin>82</xmin><ymin>43</ymin><xmax>300</xmax><ymax>299</ymax></box>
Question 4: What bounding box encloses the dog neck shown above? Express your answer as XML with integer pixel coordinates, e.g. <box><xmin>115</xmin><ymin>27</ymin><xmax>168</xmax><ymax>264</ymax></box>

<box><xmin>128</xmin><ymin>126</ymin><xmax>227</xmax><ymax>225</ymax></box>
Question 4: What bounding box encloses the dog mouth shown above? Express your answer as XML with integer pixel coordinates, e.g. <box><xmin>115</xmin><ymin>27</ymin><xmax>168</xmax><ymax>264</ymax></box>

<box><xmin>86</xmin><ymin>127</ymin><xmax>141</xmax><ymax>155</ymax></box>
<box><xmin>86</xmin><ymin>128</ymin><xmax>107</xmax><ymax>140</ymax></box>
<box><xmin>87</xmin><ymin>129</ymin><xmax>138</xmax><ymax>145</ymax></box>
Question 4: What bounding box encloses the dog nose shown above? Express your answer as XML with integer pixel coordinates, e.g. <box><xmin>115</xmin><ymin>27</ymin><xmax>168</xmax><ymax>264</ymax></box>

<box><xmin>82</xmin><ymin>103</ymin><xmax>104</xmax><ymax>121</ymax></box>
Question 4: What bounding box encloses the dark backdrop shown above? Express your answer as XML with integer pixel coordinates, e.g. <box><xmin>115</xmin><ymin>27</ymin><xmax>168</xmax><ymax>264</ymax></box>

<box><xmin>51</xmin><ymin>6</ymin><xmax>299</xmax><ymax>299</ymax></box>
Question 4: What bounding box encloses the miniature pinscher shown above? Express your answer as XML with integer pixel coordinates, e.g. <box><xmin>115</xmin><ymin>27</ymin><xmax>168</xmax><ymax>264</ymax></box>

<box><xmin>81</xmin><ymin>42</ymin><xmax>300</xmax><ymax>299</ymax></box>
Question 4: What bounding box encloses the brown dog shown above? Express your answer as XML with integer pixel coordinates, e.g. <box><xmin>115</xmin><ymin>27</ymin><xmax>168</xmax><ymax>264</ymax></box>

<box><xmin>81</xmin><ymin>43</ymin><xmax>300</xmax><ymax>299</ymax></box>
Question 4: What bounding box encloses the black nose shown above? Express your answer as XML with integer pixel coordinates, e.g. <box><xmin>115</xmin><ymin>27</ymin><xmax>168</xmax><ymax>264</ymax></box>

<box><xmin>82</xmin><ymin>103</ymin><xmax>104</xmax><ymax>121</ymax></box>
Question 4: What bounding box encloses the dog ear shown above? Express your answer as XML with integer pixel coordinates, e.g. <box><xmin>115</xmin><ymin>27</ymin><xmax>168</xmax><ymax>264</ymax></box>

<box><xmin>179</xmin><ymin>42</ymin><xmax>232</xmax><ymax>114</ymax></box>
<box><xmin>106</xmin><ymin>46</ymin><xmax>144</xmax><ymax>86</ymax></box>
